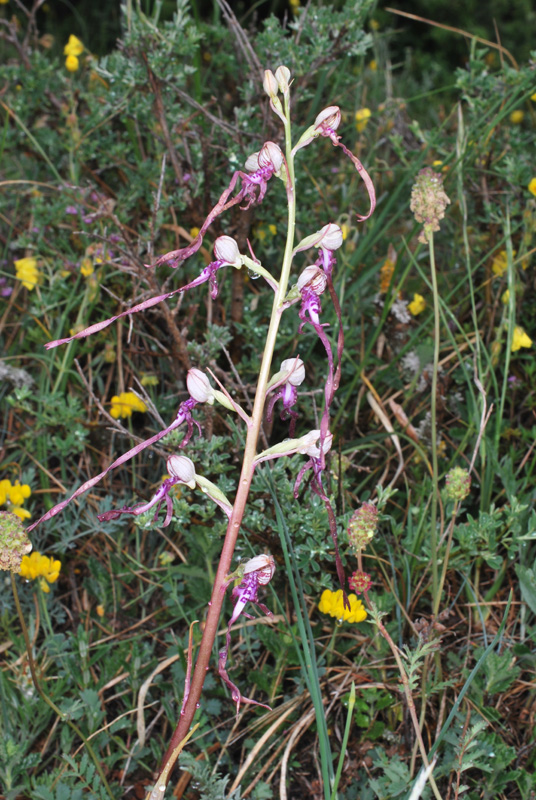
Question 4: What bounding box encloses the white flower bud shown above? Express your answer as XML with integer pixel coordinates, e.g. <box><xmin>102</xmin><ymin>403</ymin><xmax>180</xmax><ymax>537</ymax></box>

<box><xmin>243</xmin><ymin>553</ymin><xmax>275</xmax><ymax>584</ymax></box>
<box><xmin>297</xmin><ymin>265</ymin><xmax>328</xmax><ymax>295</ymax></box>
<box><xmin>280</xmin><ymin>357</ymin><xmax>306</xmax><ymax>386</ymax></box>
<box><xmin>187</xmin><ymin>368</ymin><xmax>214</xmax><ymax>404</ymax></box>
<box><xmin>167</xmin><ymin>455</ymin><xmax>196</xmax><ymax>488</ymax></box>
<box><xmin>258</xmin><ymin>141</ymin><xmax>284</xmax><ymax>174</ymax></box>
<box><xmin>263</xmin><ymin>69</ymin><xmax>279</xmax><ymax>98</ymax></box>
<box><xmin>314</xmin><ymin>106</ymin><xmax>341</xmax><ymax>132</ymax></box>
<box><xmin>317</xmin><ymin>223</ymin><xmax>343</xmax><ymax>252</ymax></box>
<box><xmin>214</xmin><ymin>235</ymin><xmax>241</xmax><ymax>266</ymax></box>
<box><xmin>275</xmin><ymin>65</ymin><xmax>291</xmax><ymax>93</ymax></box>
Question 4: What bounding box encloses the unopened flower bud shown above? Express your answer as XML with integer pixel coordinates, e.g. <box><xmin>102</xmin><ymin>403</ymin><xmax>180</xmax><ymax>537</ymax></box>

<box><xmin>243</xmin><ymin>553</ymin><xmax>275</xmax><ymax>584</ymax></box>
<box><xmin>187</xmin><ymin>368</ymin><xmax>214</xmax><ymax>404</ymax></box>
<box><xmin>167</xmin><ymin>455</ymin><xmax>196</xmax><ymax>488</ymax></box>
<box><xmin>214</xmin><ymin>235</ymin><xmax>241</xmax><ymax>266</ymax></box>
<box><xmin>347</xmin><ymin>503</ymin><xmax>378</xmax><ymax>552</ymax></box>
<box><xmin>445</xmin><ymin>467</ymin><xmax>471</xmax><ymax>501</ymax></box>
<box><xmin>297</xmin><ymin>265</ymin><xmax>328</xmax><ymax>295</ymax></box>
<box><xmin>263</xmin><ymin>69</ymin><xmax>279</xmax><ymax>98</ymax></box>
<box><xmin>0</xmin><ymin>511</ymin><xmax>32</xmax><ymax>573</ymax></box>
<box><xmin>317</xmin><ymin>223</ymin><xmax>343</xmax><ymax>252</ymax></box>
<box><xmin>349</xmin><ymin>570</ymin><xmax>372</xmax><ymax>594</ymax></box>
<box><xmin>314</xmin><ymin>106</ymin><xmax>341</xmax><ymax>132</ymax></box>
<box><xmin>275</xmin><ymin>65</ymin><xmax>291</xmax><ymax>93</ymax></box>
<box><xmin>410</xmin><ymin>167</ymin><xmax>451</xmax><ymax>244</ymax></box>
<box><xmin>280</xmin><ymin>357</ymin><xmax>305</xmax><ymax>386</ymax></box>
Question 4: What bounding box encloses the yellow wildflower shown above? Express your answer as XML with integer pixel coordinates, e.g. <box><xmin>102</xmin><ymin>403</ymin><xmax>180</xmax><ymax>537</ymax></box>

<box><xmin>110</xmin><ymin>391</ymin><xmax>147</xmax><ymax>419</ymax></box>
<box><xmin>96</xmin><ymin>604</ymin><xmax>105</xmax><ymax>617</ymax></box>
<box><xmin>531</xmin><ymin>93</ymin><xmax>536</xmax><ymax>102</ymax></box>
<box><xmin>340</xmin><ymin>222</ymin><xmax>350</xmax><ymax>240</ymax></box>
<box><xmin>408</xmin><ymin>293</ymin><xmax>426</xmax><ymax>315</ymax></box>
<box><xmin>318</xmin><ymin>589</ymin><xmax>367</xmax><ymax>623</ymax></box>
<box><xmin>64</xmin><ymin>34</ymin><xmax>84</xmax><ymax>57</ymax></box>
<box><xmin>0</xmin><ymin>480</ymin><xmax>32</xmax><ymax>520</ymax></box>
<box><xmin>140</xmin><ymin>373</ymin><xmax>159</xmax><ymax>387</ymax></box>
<box><xmin>355</xmin><ymin>107</ymin><xmax>371</xmax><ymax>133</ymax></box>
<box><xmin>368</xmin><ymin>59</ymin><xmax>377</xmax><ymax>71</ymax></box>
<box><xmin>189</xmin><ymin>227</ymin><xmax>200</xmax><ymax>239</ymax></box>
<box><xmin>502</xmin><ymin>289</ymin><xmax>510</xmax><ymax>304</ymax></box>
<box><xmin>370</xmin><ymin>19</ymin><xmax>380</xmax><ymax>30</ymax></box>
<box><xmin>20</xmin><ymin>552</ymin><xmax>61</xmax><ymax>589</ymax></box>
<box><xmin>509</xmin><ymin>110</ymin><xmax>524</xmax><ymax>124</ymax></box>
<box><xmin>528</xmin><ymin>178</ymin><xmax>536</xmax><ymax>197</ymax></box>
<box><xmin>491</xmin><ymin>249</ymin><xmax>516</xmax><ymax>277</ymax></box>
<box><xmin>268</xmin><ymin>224</ymin><xmax>277</xmax><ymax>236</ymax></box>
<box><xmin>511</xmin><ymin>326</ymin><xmax>532</xmax><ymax>352</ymax></box>
<box><xmin>0</xmin><ymin>480</ymin><xmax>12</xmax><ymax>506</ymax></box>
<box><xmin>65</xmin><ymin>55</ymin><xmax>79</xmax><ymax>72</ymax></box>
<box><xmin>8</xmin><ymin>481</ymin><xmax>31</xmax><ymax>506</ymax></box>
<box><xmin>14</xmin><ymin>257</ymin><xmax>40</xmax><ymax>290</ymax></box>
<box><xmin>64</xmin><ymin>35</ymin><xmax>83</xmax><ymax>72</ymax></box>
<box><xmin>80</xmin><ymin>257</ymin><xmax>94</xmax><ymax>277</ymax></box>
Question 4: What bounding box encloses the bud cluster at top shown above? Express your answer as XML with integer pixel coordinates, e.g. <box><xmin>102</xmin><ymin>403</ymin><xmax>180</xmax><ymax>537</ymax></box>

<box><xmin>410</xmin><ymin>167</ymin><xmax>451</xmax><ymax>244</ymax></box>
<box><xmin>445</xmin><ymin>466</ymin><xmax>471</xmax><ymax>501</ymax></box>
<box><xmin>347</xmin><ymin>502</ymin><xmax>378</xmax><ymax>552</ymax></box>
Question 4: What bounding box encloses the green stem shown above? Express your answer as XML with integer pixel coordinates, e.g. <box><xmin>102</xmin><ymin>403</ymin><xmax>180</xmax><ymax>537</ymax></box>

<box><xmin>429</xmin><ymin>235</ymin><xmax>440</xmax><ymax>615</ymax></box>
<box><xmin>268</xmin><ymin>470</ymin><xmax>334</xmax><ymax>799</ymax></box>
<box><xmin>11</xmin><ymin>575</ymin><xmax>115</xmax><ymax>800</ymax></box>
<box><xmin>330</xmin><ymin>682</ymin><xmax>355</xmax><ymax>800</ymax></box>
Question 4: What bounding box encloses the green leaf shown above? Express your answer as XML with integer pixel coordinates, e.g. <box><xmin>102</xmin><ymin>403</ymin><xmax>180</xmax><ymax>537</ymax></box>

<box><xmin>515</xmin><ymin>563</ymin><xmax>536</xmax><ymax>615</ymax></box>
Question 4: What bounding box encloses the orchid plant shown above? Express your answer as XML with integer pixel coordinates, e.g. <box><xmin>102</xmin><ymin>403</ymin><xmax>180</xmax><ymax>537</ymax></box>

<box><xmin>27</xmin><ymin>65</ymin><xmax>375</xmax><ymax>796</ymax></box>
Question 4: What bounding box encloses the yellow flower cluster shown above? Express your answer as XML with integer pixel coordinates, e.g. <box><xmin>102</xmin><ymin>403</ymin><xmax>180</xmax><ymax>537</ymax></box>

<box><xmin>509</xmin><ymin>110</ymin><xmax>524</xmax><ymax>125</ymax></box>
<box><xmin>355</xmin><ymin>107</ymin><xmax>371</xmax><ymax>133</ymax></box>
<box><xmin>408</xmin><ymin>293</ymin><xmax>426</xmax><ymax>315</ymax></box>
<box><xmin>0</xmin><ymin>479</ymin><xmax>32</xmax><ymax>521</ymax></box>
<box><xmin>491</xmin><ymin>249</ymin><xmax>516</xmax><ymax>277</ymax></box>
<box><xmin>511</xmin><ymin>326</ymin><xmax>532</xmax><ymax>352</ymax></box>
<box><xmin>19</xmin><ymin>551</ymin><xmax>61</xmax><ymax>593</ymax></box>
<box><xmin>14</xmin><ymin>257</ymin><xmax>40</xmax><ymax>290</ymax></box>
<box><xmin>318</xmin><ymin>589</ymin><xmax>367</xmax><ymax>623</ymax></box>
<box><xmin>528</xmin><ymin>178</ymin><xmax>536</xmax><ymax>197</ymax></box>
<box><xmin>110</xmin><ymin>391</ymin><xmax>148</xmax><ymax>419</ymax></box>
<box><xmin>64</xmin><ymin>34</ymin><xmax>84</xmax><ymax>72</ymax></box>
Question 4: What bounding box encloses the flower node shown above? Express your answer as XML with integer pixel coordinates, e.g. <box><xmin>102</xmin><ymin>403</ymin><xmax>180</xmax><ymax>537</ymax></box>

<box><xmin>349</xmin><ymin>570</ymin><xmax>372</xmax><ymax>594</ymax></box>
<box><xmin>347</xmin><ymin>502</ymin><xmax>378</xmax><ymax>552</ymax></box>
<box><xmin>0</xmin><ymin>511</ymin><xmax>32</xmax><ymax>572</ymax></box>
<box><xmin>410</xmin><ymin>167</ymin><xmax>451</xmax><ymax>244</ymax></box>
<box><xmin>445</xmin><ymin>466</ymin><xmax>471</xmax><ymax>501</ymax></box>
